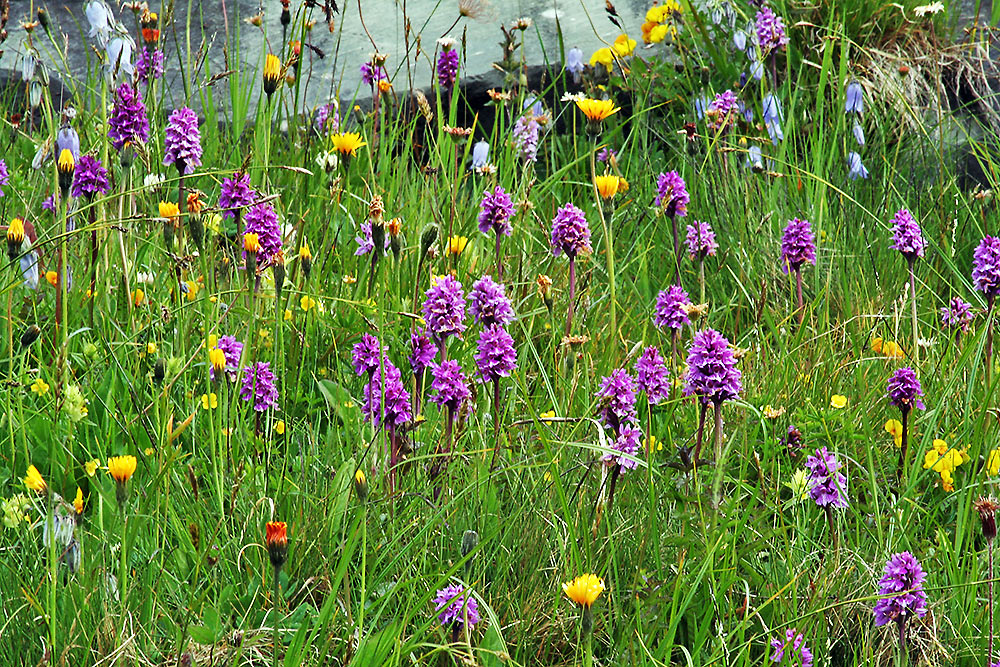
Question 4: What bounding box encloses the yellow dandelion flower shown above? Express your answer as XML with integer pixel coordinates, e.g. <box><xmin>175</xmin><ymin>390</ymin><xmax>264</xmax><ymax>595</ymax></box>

<box><xmin>331</xmin><ymin>131</ymin><xmax>367</xmax><ymax>156</ymax></box>
<box><xmin>593</xmin><ymin>174</ymin><xmax>622</xmax><ymax>200</ymax></box>
<box><xmin>243</xmin><ymin>233</ymin><xmax>261</xmax><ymax>253</ymax></box>
<box><xmin>158</xmin><ymin>201</ymin><xmax>180</xmax><ymax>219</ymax></box>
<box><xmin>562</xmin><ymin>573</ymin><xmax>605</xmax><ymax>607</ymax></box>
<box><xmin>576</xmin><ymin>98</ymin><xmax>620</xmax><ymax>123</ymax></box>
<box><xmin>262</xmin><ymin>53</ymin><xmax>282</xmax><ymax>95</ymax></box>
<box><xmin>208</xmin><ymin>347</ymin><xmax>226</xmax><ymax>375</ymax></box>
<box><xmin>107</xmin><ymin>455</ymin><xmax>137</xmax><ymax>484</ymax></box>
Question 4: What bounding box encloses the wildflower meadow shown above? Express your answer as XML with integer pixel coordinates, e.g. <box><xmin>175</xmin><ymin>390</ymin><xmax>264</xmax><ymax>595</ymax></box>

<box><xmin>2</xmin><ymin>0</ymin><xmax>1000</xmax><ymax>664</ymax></box>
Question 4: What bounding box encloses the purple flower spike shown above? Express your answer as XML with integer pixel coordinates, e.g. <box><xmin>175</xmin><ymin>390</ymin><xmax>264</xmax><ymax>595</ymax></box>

<box><xmin>685</xmin><ymin>221</ymin><xmax>718</xmax><ymax>260</ymax></box>
<box><xmin>71</xmin><ymin>155</ymin><xmax>110</xmax><ymax>199</ymax></box>
<box><xmin>468</xmin><ymin>275</ymin><xmax>514</xmax><ymax>327</ymax></box>
<box><xmin>422</xmin><ymin>275</ymin><xmax>467</xmax><ymax>342</ymax></box>
<box><xmin>352</xmin><ymin>333</ymin><xmax>382</xmax><ymax>377</ymax></box>
<box><xmin>136</xmin><ymin>48</ymin><xmax>164</xmax><ymax>81</ymax></box>
<box><xmin>940</xmin><ymin>297</ymin><xmax>974</xmax><ymax>333</ymax></box>
<box><xmin>108</xmin><ymin>83</ymin><xmax>150</xmax><ymax>151</ymax></box>
<box><xmin>513</xmin><ymin>115</ymin><xmax>540</xmax><ymax>162</ymax></box>
<box><xmin>804</xmin><ymin>446</ymin><xmax>848</xmax><ymax>509</ymax></box>
<box><xmin>706</xmin><ymin>90</ymin><xmax>739</xmax><ymax>132</ymax></box>
<box><xmin>873</xmin><ymin>552</ymin><xmax>928</xmax><ymax>627</ymax></box>
<box><xmin>0</xmin><ymin>158</ymin><xmax>8</xmax><ymax>197</ymax></box>
<box><xmin>243</xmin><ymin>201</ymin><xmax>282</xmax><ymax>263</ymax></box>
<box><xmin>364</xmin><ymin>359</ymin><xmax>412</xmax><ymax>429</ymax></box>
<box><xmin>604</xmin><ymin>423</ymin><xmax>641</xmax><ymax>471</ymax></box>
<box><xmin>654</xmin><ymin>285</ymin><xmax>691</xmax><ymax>330</ymax></box>
<box><xmin>683</xmin><ymin>328</ymin><xmax>741</xmax><ymax>405</ymax></box>
<box><xmin>755</xmin><ymin>7</ymin><xmax>789</xmax><ymax>54</ymax></box>
<box><xmin>550</xmin><ymin>203</ymin><xmax>592</xmax><ymax>258</ymax></box>
<box><xmin>770</xmin><ymin>628</ymin><xmax>813</xmax><ymax>667</ymax></box>
<box><xmin>475</xmin><ymin>324</ymin><xmax>517</xmax><ymax>383</ymax></box>
<box><xmin>889</xmin><ymin>208</ymin><xmax>926</xmax><ymax>261</ymax></box>
<box><xmin>886</xmin><ymin>367</ymin><xmax>925</xmax><ymax>412</ymax></box>
<box><xmin>478</xmin><ymin>185</ymin><xmax>515</xmax><ymax>236</ymax></box>
<box><xmin>219</xmin><ymin>173</ymin><xmax>257</xmax><ymax>219</ymax></box>
<box><xmin>163</xmin><ymin>107</ymin><xmax>202</xmax><ymax>174</ymax></box>
<box><xmin>635</xmin><ymin>346</ymin><xmax>670</xmax><ymax>405</ymax></box>
<box><xmin>433</xmin><ymin>584</ymin><xmax>480</xmax><ymax>628</ymax></box>
<box><xmin>654</xmin><ymin>171</ymin><xmax>689</xmax><ymax>217</ymax></box>
<box><xmin>409</xmin><ymin>327</ymin><xmax>437</xmax><ymax>373</ymax></box>
<box><xmin>780</xmin><ymin>218</ymin><xmax>816</xmax><ymax>274</ymax></box>
<box><xmin>973</xmin><ymin>236</ymin><xmax>1000</xmax><ymax>299</ymax></box>
<box><xmin>437</xmin><ymin>48</ymin><xmax>459</xmax><ymax>89</ymax></box>
<box><xmin>360</xmin><ymin>62</ymin><xmax>387</xmax><ymax>86</ymax></box>
<box><xmin>430</xmin><ymin>360</ymin><xmax>471</xmax><ymax>416</ymax></box>
<box><xmin>240</xmin><ymin>361</ymin><xmax>279</xmax><ymax>412</ymax></box>
<box><xmin>595</xmin><ymin>369</ymin><xmax>638</xmax><ymax>431</ymax></box>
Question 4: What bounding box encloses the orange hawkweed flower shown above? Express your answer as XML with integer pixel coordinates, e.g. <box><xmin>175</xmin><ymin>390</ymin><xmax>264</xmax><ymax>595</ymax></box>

<box><xmin>265</xmin><ymin>521</ymin><xmax>288</xmax><ymax>568</ymax></box>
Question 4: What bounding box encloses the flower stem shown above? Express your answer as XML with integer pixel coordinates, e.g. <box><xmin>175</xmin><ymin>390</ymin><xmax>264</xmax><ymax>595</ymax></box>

<box><xmin>795</xmin><ymin>267</ymin><xmax>803</xmax><ymax>324</ymax></box>
<box><xmin>698</xmin><ymin>257</ymin><xmax>705</xmax><ymax>305</ymax></box>
<box><xmin>898</xmin><ymin>407</ymin><xmax>910</xmax><ymax>485</ymax></box>
<box><xmin>693</xmin><ymin>400</ymin><xmax>708</xmax><ymax>464</ymax></box>
<box><xmin>272</xmin><ymin>564</ymin><xmax>281</xmax><ymax>667</ymax></box>
<box><xmin>909</xmin><ymin>259</ymin><xmax>919</xmax><ymax>367</ymax></box>
<box><xmin>495</xmin><ymin>230</ymin><xmax>502</xmax><ymax>282</ymax></box>
<box><xmin>989</xmin><ymin>538</ymin><xmax>995</xmax><ymax>666</ymax></box>
<box><xmin>566</xmin><ymin>255</ymin><xmax>576</xmax><ymax>337</ymax></box>
<box><xmin>671</xmin><ymin>213</ymin><xmax>680</xmax><ymax>286</ymax></box>
<box><xmin>988</xmin><ymin>296</ymin><xmax>995</xmax><ymax>389</ymax></box>
<box><xmin>713</xmin><ymin>399</ymin><xmax>724</xmax><ymax>463</ymax></box>
<box><xmin>582</xmin><ymin>606</ymin><xmax>594</xmax><ymax>667</ymax></box>
<box><xmin>592</xmin><ymin>147</ymin><xmax>616</xmax><ymax>335</ymax></box>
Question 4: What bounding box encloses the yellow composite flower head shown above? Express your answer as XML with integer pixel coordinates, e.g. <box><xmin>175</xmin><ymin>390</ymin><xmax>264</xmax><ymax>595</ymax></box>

<box><xmin>882</xmin><ymin>340</ymin><xmax>905</xmax><ymax>359</ymax></box>
<box><xmin>244</xmin><ymin>232</ymin><xmax>261</xmax><ymax>253</ymax></box>
<box><xmin>884</xmin><ymin>419</ymin><xmax>903</xmax><ymax>447</ymax></box>
<box><xmin>24</xmin><ymin>465</ymin><xmax>46</xmax><ymax>493</ymax></box>
<box><xmin>7</xmin><ymin>217</ymin><xmax>25</xmax><ymax>244</ymax></box>
<box><xmin>57</xmin><ymin>148</ymin><xmax>75</xmax><ymax>173</ymax></box>
<box><xmin>159</xmin><ymin>201</ymin><xmax>180</xmax><ymax>219</ymax></box>
<box><xmin>562</xmin><ymin>573</ymin><xmax>605</xmax><ymax>607</ymax></box>
<box><xmin>576</xmin><ymin>98</ymin><xmax>621</xmax><ymax>123</ymax></box>
<box><xmin>262</xmin><ymin>53</ymin><xmax>282</xmax><ymax>95</ymax></box>
<box><xmin>331</xmin><ymin>131</ymin><xmax>367</xmax><ymax>156</ymax></box>
<box><xmin>589</xmin><ymin>47</ymin><xmax>614</xmax><ymax>71</ymax></box>
<box><xmin>299</xmin><ymin>242</ymin><xmax>312</xmax><ymax>261</ymax></box>
<box><xmin>108</xmin><ymin>455</ymin><xmax>138</xmax><ymax>484</ymax></box>
<box><xmin>594</xmin><ymin>174</ymin><xmax>623</xmax><ymax>200</ymax></box>
<box><xmin>208</xmin><ymin>346</ymin><xmax>226</xmax><ymax>374</ymax></box>
<box><xmin>613</xmin><ymin>34</ymin><xmax>637</xmax><ymax>57</ymax></box>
